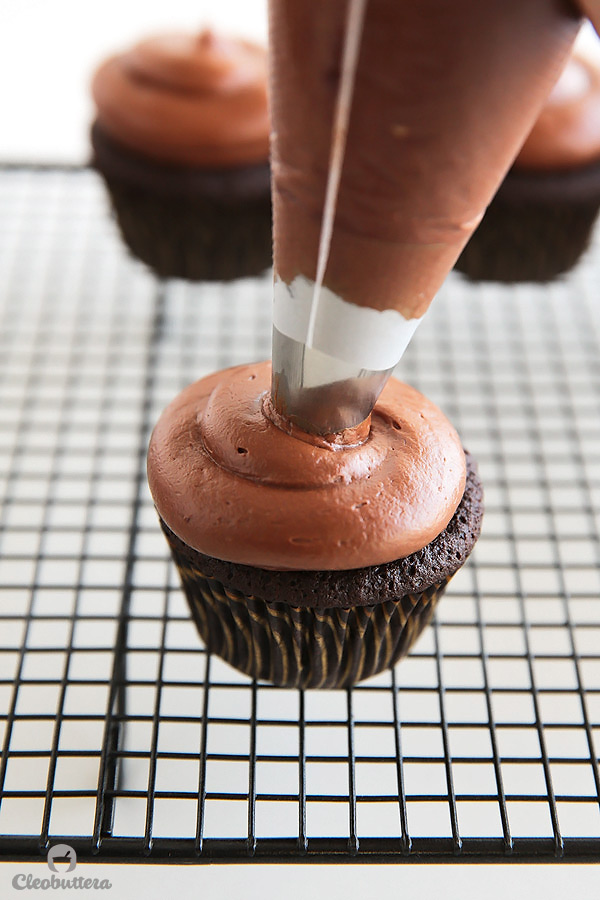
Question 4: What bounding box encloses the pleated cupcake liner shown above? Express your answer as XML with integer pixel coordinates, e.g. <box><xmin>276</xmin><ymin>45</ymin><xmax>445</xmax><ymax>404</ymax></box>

<box><xmin>163</xmin><ymin>524</ymin><xmax>450</xmax><ymax>689</ymax></box>
<box><xmin>454</xmin><ymin>194</ymin><xmax>600</xmax><ymax>283</ymax></box>
<box><xmin>100</xmin><ymin>177</ymin><xmax>272</xmax><ymax>282</ymax></box>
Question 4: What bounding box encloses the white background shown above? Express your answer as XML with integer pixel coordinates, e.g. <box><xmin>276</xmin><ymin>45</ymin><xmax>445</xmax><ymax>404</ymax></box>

<box><xmin>1</xmin><ymin>0</ymin><xmax>268</xmax><ymax>164</ymax></box>
<box><xmin>1</xmin><ymin>861</ymin><xmax>600</xmax><ymax>900</ymax></box>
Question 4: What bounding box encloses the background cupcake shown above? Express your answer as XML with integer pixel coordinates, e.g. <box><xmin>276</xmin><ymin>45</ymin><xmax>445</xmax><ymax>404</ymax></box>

<box><xmin>147</xmin><ymin>362</ymin><xmax>483</xmax><ymax>690</ymax></box>
<box><xmin>455</xmin><ymin>50</ymin><xmax>600</xmax><ymax>283</ymax></box>
<box><xmin>91</xmin><ymin>30</ymin><xmax>272</xmax><ymax>281</ymax></box>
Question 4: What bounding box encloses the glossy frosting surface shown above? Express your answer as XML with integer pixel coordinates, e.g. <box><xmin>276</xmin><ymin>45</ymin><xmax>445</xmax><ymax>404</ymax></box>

<box><xmin>147</xmin><ymin>362</ymin><xmax>466</xmax><ymax>571</ymax></box>
<box><xmin>514</xmin><ymin>53</ymin><xmax>600</xmax><ymax>171</ymax></box>
<box><xmin>92</xmin><ymin>30</ymin><xmax>270</xmax><ymax>167</ymax></box>
<box><xmin>269</xmin><ymin>0</ymin><xmax>579</xmax><ymax>318</ymax></box>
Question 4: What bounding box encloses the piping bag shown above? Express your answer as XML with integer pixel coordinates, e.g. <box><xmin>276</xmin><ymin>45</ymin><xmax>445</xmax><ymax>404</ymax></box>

<box><xmin>268</xmin><ymin>0</ymin><xmax>582</xmax><ymax>435</ymax></box>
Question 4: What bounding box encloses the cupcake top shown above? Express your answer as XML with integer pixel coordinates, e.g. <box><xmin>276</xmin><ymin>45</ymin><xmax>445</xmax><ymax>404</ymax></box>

<box><xmin>513</xmin><ymin>53</ymin><xmax>600</xmax><ymax>172</ymax></box>
<box><xmin>91</xmin><ymin>30</ymin><xmax>270</xmax><ymax>168</ymax></box>
<box><xmin>147</xmin><ymin>362</ymin><xmax>466</xmax><ymax>571</ymax></box>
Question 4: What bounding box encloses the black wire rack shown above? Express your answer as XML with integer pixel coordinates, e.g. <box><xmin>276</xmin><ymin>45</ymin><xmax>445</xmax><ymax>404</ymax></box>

<box><xmin>1</xmin><ymin>166</ymin><xmax>600</xmax><ymax>864</ymax></box>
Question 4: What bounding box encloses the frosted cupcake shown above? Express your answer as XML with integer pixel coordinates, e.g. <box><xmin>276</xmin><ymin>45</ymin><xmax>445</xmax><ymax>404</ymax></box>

<box><xmin>147</xmin><ymin>362</ymin><xmax>483</xmax><ymax>689</ymax></box>
<box><xmin>91</xmin><ymin>30</ymin><xmax>271</xmax><ymax>281</ymax></box>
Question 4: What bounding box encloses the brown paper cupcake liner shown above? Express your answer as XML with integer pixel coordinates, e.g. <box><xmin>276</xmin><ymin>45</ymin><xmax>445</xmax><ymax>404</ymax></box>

<box><xmin>455</xmin><ymin>181</ymin><xmax>600</xmax><ymax>283</ymax></box>
<box><xmin>164</xmin><ymin>526</ymin><xmax>450</xmax><ymax>689</ymax></box>
<box><xmin>91</xmin><ymin>123</ymin><xmax>272</xmax><ymax>282</ymax></box>
<box><xmin>102</xmin><ymin>179</ymin><xmax>272</xmax><ymax>282</ymax></box>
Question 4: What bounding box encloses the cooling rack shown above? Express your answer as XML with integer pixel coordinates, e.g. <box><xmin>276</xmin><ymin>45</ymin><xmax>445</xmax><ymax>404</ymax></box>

<box><xmin>0</xmin><ymin>166</ymin><xmax>599</xmax><ymax>864</ymax></box>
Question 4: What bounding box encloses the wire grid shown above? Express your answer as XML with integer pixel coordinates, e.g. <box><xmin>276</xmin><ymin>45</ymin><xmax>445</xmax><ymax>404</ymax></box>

<box><xmin>0</xmin><ymin>167</ymin><xmax>599</xmax><ymax>863</ymax></box>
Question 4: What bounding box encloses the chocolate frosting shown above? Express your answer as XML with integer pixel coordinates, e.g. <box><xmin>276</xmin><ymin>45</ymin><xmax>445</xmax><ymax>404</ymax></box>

<box><xmin>91</xmin><ymin>30</ymin><xmax>269</xmax><ymax>168</ymax></box>
<box><xmin>514</xmin><ymin>52</ymin><xmax>600</xmax><ymax>171</ymax></box>
<box><xmin>147</xmin><ymin>362</ymin><xmax>466</xmax><ymax>571</ymax></box>
<box><xmin>161</xmin><ymin>452</ymin><xmax>483</xmax><ymax>608</ymax></box>
<box><xmin>269</xmin><ymin>0</ymin><xmax>580</xmax><ymax>319</ymax></box>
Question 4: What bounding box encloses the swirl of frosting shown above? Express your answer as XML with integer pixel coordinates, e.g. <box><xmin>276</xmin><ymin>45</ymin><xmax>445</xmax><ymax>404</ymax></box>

<box><xmin>514</xmin><ymin>53</ymin><xmax>600</xmax><ymax>171</ymax></box>
<box><xmin>91</xmin><ymin>30</ymin><xmax>269</xmax><ymax>167</ymax></box>
<box><xmin>147</xmin><ymin>362</ymin><xmax>466</xmax><ymax>571</ymax></box>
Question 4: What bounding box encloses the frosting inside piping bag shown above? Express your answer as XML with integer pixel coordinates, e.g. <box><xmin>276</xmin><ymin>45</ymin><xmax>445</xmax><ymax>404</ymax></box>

<box><xmin>270</xmin><ymin>0</ymin><xmax>580</xmax><ymax>319</ymax></box>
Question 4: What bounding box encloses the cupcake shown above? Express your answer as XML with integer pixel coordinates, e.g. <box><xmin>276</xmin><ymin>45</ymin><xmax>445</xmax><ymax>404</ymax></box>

<box><xmin>147</xmin><ymin>362</ymin><xmax>483</xmax><ymax>689</ymax></box>
<box><xmin>455</xmin><ymin>51</ymin><xmax>600</xmax><ymax>283</ymax></box>
<box><xmin>90</xmin><ymin>30</ymin><xmax>272</xmax><ymax>281</ymax></box>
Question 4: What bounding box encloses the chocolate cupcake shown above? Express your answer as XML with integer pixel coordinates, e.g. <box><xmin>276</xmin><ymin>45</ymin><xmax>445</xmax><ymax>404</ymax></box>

<box><xmin>455</xmin><ymin>51</ymin><xmax>600</xmax><ymax>283</ymax></box>
<box><xmin>90</xmin><ymin>30</ymin><xmax>271</xmax><ymax>281</ymax></box>
<box><xmin>147</xmin><ymin>362</ymin><xmax>483</xmax><ymax>689</ymax></box>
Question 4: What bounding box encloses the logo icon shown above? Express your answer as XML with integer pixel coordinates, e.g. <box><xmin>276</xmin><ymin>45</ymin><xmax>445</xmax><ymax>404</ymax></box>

<box><xmin>46</xmin><ymin>844</ymin><xmax>77</xmax><ymax>873</ymax></box>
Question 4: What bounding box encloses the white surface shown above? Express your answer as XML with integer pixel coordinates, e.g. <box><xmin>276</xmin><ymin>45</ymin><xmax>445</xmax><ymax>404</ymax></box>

<box><xmin>2</xmin><ymin>862</ymin><xmax>600</xmax><ymax>899</ymax></box>
<box><xmin>0</xmin><ymin>0</ymin><xmax>268</xmax><ymax>164</ymax></box>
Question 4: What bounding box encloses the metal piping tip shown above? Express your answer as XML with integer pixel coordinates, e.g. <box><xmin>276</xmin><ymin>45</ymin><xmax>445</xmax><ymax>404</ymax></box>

<box><xmin>271</xmin><ymin>327</ymin><xmax>394</xmax><ymax>435</ymax></box>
